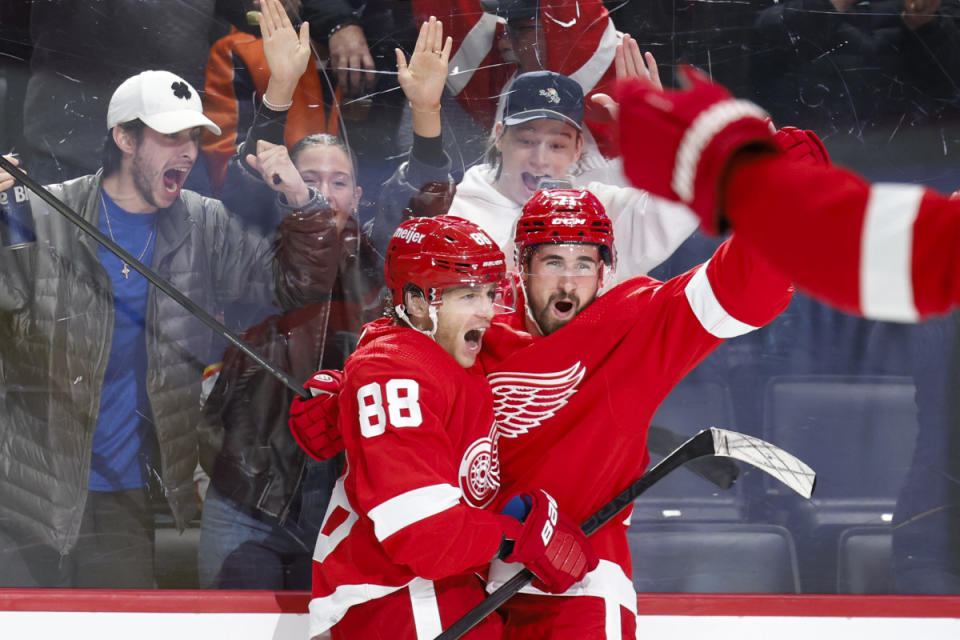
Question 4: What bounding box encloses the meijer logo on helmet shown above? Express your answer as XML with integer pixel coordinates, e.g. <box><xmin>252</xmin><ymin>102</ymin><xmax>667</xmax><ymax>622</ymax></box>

<box><xmin>394</xmin><ymin>227</ymin><xmax>425</xmax><ymax>243</ymax></box>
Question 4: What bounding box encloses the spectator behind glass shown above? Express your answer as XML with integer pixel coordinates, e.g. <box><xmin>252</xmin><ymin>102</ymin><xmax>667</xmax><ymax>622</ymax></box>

<box><xmin>194</xmin><ymin>5</ymin><xmax>383</xmax><ymax>589</ymax></box>
<box><xmin>197</xmin><ymin>193</ymin><xmax>383</xmax><ymax>589</ymax></box>
<box><xmin>0</xmin><ymin>69</ymin><xmax>320</xmax><ymax>588</ymax></box>
<box><xmin>201</xmin><ymin>0</ymin><xmax>342</xmax><ymax>196</ymax></box>
<box><xmin>18</xmin><ymin>0</ymin><xmax>224</xmax><ymax>186</ymax></box>
<box><xmin>370</xmin><ymin>29</ymin><xmax>699</xmax><ymax>290</ymax></box>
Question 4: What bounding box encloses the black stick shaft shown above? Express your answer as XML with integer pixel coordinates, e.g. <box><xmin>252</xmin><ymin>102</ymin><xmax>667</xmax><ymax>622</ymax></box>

<box><xmin>435</xmin><ymin>430</ymin><xmax>716</xmax><ymax>640</ymax></box>
<box><xmin>0</xmin><ymin>155</ymin><xmax>309</xmax><ymax>399</ymax></box>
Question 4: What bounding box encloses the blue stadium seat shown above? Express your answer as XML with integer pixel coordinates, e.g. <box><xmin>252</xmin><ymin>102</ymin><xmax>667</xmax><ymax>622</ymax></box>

<box><xmin>836</xmin><ymin>525</ymin><xmax>893</xmax><ymax>594</ymax></box>
<box><xmin>628</xmin><ymin>522</ymin><xmax>801</xmax><ymax>593</ymax></box>
<box><xmin>635</xmin><ymin>379</ymin><xmax>743</xmax><ymax>522</ymax></box>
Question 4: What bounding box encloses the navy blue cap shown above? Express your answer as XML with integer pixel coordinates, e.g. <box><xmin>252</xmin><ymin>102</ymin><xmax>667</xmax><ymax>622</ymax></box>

<box><xmin>502</xmin><ymin>71</ymin><xmax>584</xmax><ymax>131</ymax></box>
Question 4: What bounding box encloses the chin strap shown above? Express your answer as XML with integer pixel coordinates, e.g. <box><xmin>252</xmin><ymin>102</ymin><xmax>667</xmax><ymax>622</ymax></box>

<box><xmin>395</xmin><ymin>303</ymin><xmax>439</xmax><ymax>339</ymax></box>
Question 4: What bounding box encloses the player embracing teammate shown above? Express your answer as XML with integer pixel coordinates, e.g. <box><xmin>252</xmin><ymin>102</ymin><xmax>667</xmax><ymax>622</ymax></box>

<box><xmin>292</xmin><ymin>184</ymin><xmax>795</xmax><ymax>638</ymax></box>
<box><xmin>302</xmin><ymin>215</ymin><xmax>596</xmax><ymax>639</ymax></box>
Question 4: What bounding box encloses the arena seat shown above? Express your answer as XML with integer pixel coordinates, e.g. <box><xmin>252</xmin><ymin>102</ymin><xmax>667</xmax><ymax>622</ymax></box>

<box><xmin>634</xmin><ymin>379</ymin><xmax>743</xmax><ymax>522</ymax></box>
<box><xmin>628</xmin><ymin>522</ymin><xmax>801</xmax><ymax>593</ymax></box>
<box><xmin>836</xmin><ymin>526</ymin><xmax>893</xmax><ymax>594</ymax></box>
<box><xmin>761</xmin><ymin>375</ymin><xmax>918</xmax><ymax>592</ymax></box>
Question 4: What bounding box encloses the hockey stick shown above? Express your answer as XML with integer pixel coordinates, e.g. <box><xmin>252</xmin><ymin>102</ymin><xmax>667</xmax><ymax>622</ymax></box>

<box><xmin>647</xmin><ymin>424</ymin><xmax>739</xmax><ymax>490</ymax></box>
<box><xmin>0</xmin><ymin>156</ymin><xmax>308</xmax><ymax>399</ymax></box>
<box><xmin>435</xmin><ymin>427</ymin><xmax>815</xmax><ymax>640</ymax></box>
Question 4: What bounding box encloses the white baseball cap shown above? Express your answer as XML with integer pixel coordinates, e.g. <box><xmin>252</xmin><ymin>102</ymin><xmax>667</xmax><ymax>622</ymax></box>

<box><xmin>107</xmin><ymin>70</ymin><xmax>221</xmax><ymax>136</ymax></box>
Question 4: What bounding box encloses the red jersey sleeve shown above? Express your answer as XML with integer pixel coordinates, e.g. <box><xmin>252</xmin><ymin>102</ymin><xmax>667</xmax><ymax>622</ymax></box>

<box><xmin>725</xmin><ymin>154</ymin><xmax>960</xmax><ymax>321</ymax></box>
<box><xmin>339</xmin><ymin>343</ymin><xmax>509</xmax><ymax>580</ymax></box>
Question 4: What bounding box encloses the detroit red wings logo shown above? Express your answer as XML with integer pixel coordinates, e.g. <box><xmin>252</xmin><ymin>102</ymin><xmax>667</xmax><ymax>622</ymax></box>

<box><xmin>488</xmin><ymin>362</ymin><xmax>586</xmax><ymax>438</ymax></box>
<box><xmin>458</xmin><ymin>422</ymin><xmax>500</xmax><ymax>508</ymax></box>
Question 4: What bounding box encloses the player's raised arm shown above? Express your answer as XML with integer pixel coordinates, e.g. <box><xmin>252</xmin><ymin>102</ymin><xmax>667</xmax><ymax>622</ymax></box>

<box><xmin>615</xmin><ymin>65</ymin><xmax>960</xmax><ymax>322</ymax></box>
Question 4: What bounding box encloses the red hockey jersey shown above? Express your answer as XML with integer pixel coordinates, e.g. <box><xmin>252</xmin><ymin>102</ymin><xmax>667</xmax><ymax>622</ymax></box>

<box><xmin>307</xmin><ymin>318</ymin><xmax>513</xmax><ymax>636</ymax></box>
<box><xmin>477</xmin><ymin>235</ymin><xmax>793</xmax><ymax>610</ymax></box>
<box><xmin>724</xmin><ymin>154</ymin><xmax>960</xmax><ymax>323</ymax></box>
<box><xmin>413</xmin><ymin>0</ymin><xmax>620</xmax><ymax>156</ymax></box>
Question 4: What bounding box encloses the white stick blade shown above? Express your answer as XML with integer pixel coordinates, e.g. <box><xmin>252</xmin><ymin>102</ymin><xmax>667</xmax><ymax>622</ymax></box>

<box><xmin>709</xmin><ymin>427</ymin><xmax>816</xmax><ymax>498</ymax></box>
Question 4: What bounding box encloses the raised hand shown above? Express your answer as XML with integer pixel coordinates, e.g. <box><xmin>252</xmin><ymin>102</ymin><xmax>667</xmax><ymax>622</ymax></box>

<box><xmin>247</xmin><ymin>140</ymin><xmax>311</xmax><ymax>206</ymax></box>
<box><xmin>396</xmin><ymin>17</ymin><xmax>452</xmax><ymax>115</ymax></box>
<box><xmin>592</xmin><ymin>34</ymin><xmax>661</xmax><ymax>121</ymax></box>
<box><xmin>615</xmin><ymin>34</ymin><xmax>661</xmax><ymax>90</ymax></box>
<box><xmin>259</xmin><ymin>0</ymin><xmax>311</xmax><ymax>108</ymax></box>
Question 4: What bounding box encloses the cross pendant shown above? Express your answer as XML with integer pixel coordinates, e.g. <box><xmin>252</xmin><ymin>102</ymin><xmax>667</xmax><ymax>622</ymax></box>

<box><xmin>121</xmin><ymin>262</ymin><xmax>130</xmax><ymax>279</ymax></box>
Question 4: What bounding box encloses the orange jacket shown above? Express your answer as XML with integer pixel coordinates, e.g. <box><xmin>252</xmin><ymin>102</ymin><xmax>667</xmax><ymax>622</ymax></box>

<box><xmin>202</xmin><ymin>27</ymin><xmax>341</xmax><ymax>193</ymax></box>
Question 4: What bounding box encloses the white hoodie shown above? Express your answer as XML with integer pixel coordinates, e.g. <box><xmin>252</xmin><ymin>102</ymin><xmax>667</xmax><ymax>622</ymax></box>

<box><xmin>447</xmin><ymin>164</ymin><xmax>700</xmax><ymax>288</ymax></box>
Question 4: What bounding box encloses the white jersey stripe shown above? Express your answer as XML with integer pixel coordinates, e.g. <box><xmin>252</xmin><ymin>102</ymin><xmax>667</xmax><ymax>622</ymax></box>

<box><xmin>368</xmin><ymin>483</ymin><xmax>463</xmax><ymax>542</ymax></box>
<box><xmin>861</xmin><ymin>184</ymin><xmax>923</xmax><ymax>322</ymax></box>
<box><xmin>446</xmin><ymin>13</ymin><xmax>500</xmax><ymax>96</ymax></box>
<box><xmin>568</xmin><ymin>19</ymin><xmax>619</xmax><ymax>95</ymax></box>
<box><xmin>684</xmin><ymin>261</ymin><xmax>759</xmax><ymax>338</ymax></box>
<box><xmin>488</xmin><ymin>557</ymin><xmax>637</xmax><ymax>638</ymax></box>
<box><xmin>408</xmin><ymin>578</ymin><xmax>443</xmax><ymax>638</ymax></box>
<box><xmin>313</xmin><ymin>477</ymin><xmax>358</xmax><ymax>563</ymax></box>
<box><xmin>308</xmin><ymin>581</ymin><xmax>407</xmax><ymax>637</ymax></box>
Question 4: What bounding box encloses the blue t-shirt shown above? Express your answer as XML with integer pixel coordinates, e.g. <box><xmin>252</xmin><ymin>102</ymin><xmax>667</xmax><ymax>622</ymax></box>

<box><xmin>89</xmin><ymin>190</ymin><xmax>157</xmax><ymax>492</ymax></box>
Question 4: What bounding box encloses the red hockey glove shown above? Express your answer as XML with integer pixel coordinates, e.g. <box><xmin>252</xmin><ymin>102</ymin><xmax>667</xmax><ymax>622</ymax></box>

<box><xmin>499</xmin><ymin>490</ymin><xmax>599</xmax><ymax>594</ymax></box>
<box><xmin>288</xmin><ymin>370</ymin><xmax>345</xmax><ymax>461</ymax></box>
<box><xmin>618</xmin><ymin>65</ymin><xmax>776</xmax><ymax>234</ymax></box>
<box><xmin>773</xmin><ymin>126</ymin><xmax>830</xmax><ymax>167</ymax></box>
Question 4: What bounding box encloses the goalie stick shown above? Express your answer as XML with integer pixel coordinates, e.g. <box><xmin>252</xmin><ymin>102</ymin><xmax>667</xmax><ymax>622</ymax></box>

<box><xmin>0</xmin><ymin>155</ymin><xmax>309</xmax><ymax>399</ymax></box>
<box><xmin>435</xmin><ymin>427</ymin><xmax>816</xmax><ymax>640</ymax></box>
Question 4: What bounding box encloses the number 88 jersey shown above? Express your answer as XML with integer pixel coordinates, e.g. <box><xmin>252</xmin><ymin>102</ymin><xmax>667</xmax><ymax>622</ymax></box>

<box><xmin>308</xmin><ymin>318</ymin><xmax>512</xmax><ymax>635</ymax></box>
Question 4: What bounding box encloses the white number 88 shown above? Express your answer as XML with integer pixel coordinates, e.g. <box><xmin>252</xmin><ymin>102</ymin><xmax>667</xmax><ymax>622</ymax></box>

<box><xmin>356</xmin><ymin>379</ymin><xmax>423</xmax><ymax>437</ymax></box>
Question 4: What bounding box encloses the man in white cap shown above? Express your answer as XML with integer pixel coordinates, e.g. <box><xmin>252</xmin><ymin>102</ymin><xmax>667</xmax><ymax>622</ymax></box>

<box><xmin>0</xmin><ymin>70</ymin><xmax>326</xmax><ymax>588</ymax></box>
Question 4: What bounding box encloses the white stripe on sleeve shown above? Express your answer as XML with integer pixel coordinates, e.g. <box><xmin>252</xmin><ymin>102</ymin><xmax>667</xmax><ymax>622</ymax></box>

<box><xmin>368</xmin><ymin>483</ymin><xmax>463</xmax><ymax>541</ymax></box>
<box><xmin>568</xmin><ymin>20</ymin><xmax>619</xmax><ymax>94</ymax></box>
<box><xmin>860</xmin><ymin>184</ymin><xmax>923</xmax><ymax>322</ymax></box>
<box><xmin>446</xmin><ymin>13</ymin><xmax>499</xmax><ymax>96</ymax></box>
<box><xmin>684</xmin><ymin>261</ymin><xmax>759</xmax><ymax>338</ymax></box>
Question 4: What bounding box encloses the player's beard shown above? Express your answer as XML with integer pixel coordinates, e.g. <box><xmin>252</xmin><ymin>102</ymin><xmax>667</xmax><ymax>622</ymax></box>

<box><xmin>534</xmin><ymin>292</ymin><xmax>581</xmax><ymax>335</ymax></box>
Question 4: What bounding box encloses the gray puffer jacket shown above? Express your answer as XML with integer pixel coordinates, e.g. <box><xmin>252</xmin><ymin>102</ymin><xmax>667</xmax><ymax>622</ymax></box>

<box><xmin>0</xmin><ymin>172</ymin><xmax>276</xmax><ymax>554</ymax></box>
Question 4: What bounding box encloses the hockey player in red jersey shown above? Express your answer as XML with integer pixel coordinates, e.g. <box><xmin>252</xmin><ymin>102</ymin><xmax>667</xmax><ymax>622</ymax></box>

<box><xmin>612</xmin><ymin>65</ymin><xmax>960</xmax><ymax>323</ymax></box>
<box><xmin>303</xmin><ymin>215</ymin><xmax>597</xmax><ymax>640</ymax></box>
<box><xmin>467</xmin><ymin>189</ymin><xmax>793</xmax><ymax>639</ymax></box>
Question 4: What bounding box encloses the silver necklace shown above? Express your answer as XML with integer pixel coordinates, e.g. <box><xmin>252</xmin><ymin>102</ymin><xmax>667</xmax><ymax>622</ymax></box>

<box><xmin>100</xmin><ymin>195</ymin><xmax>155</xmax><ymax>279</ymax></box>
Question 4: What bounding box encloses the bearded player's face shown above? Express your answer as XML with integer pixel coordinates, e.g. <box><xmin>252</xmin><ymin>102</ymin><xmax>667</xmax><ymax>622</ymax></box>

<box><xmin>524</xmin><ymin>244</ymin><xmax>601</xmax><ymax>335</ymax></box>
<box><xmin>129</xmin><ymin>127</ymin><xmax>201</xmax><ymax>210</ymax></box>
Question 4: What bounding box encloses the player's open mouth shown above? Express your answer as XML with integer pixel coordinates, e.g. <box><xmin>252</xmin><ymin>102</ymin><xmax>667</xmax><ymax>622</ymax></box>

<box><xmin>552</xmin><ymin>299</ymin><xmax>576</xmax><ymax>318</ymax></box>
<box><xmin>163</xmin><ymin>168</ymin><xmax>189</xmax><ymax>194</ymax></box>
<box><xmin>464</xmin><ymin>328</ymin><xmax>485</xmax><ymax>351</ymax></box>
<box><xmin>522</xmin><ymin>172</ymin><xmax>548</xmax><ymax>192</ymax></box>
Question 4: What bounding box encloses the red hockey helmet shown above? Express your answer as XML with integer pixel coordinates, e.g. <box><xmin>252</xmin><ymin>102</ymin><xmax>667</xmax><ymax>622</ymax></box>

<box><xmin>514</xmin><ymin>188</ymin><xmax>616</xmax><ymax>272</ymax></box>
<box><xmin>385</xmin><ymin>215</ymin><xmax>507</xmax><ymax>306</ymax></box>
